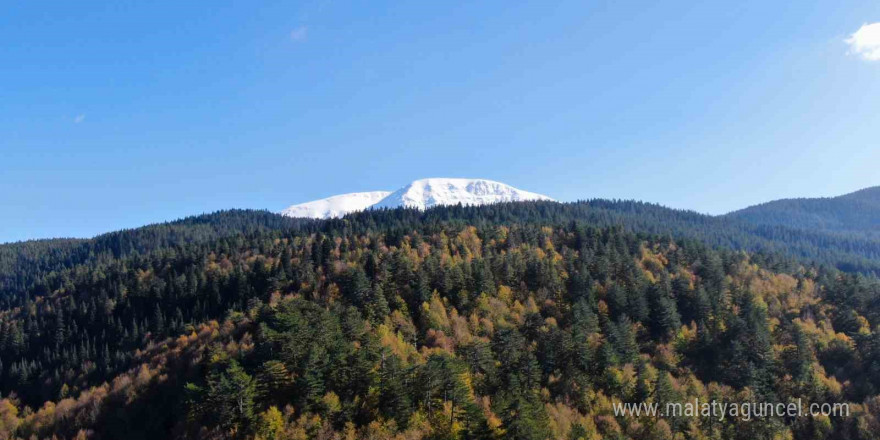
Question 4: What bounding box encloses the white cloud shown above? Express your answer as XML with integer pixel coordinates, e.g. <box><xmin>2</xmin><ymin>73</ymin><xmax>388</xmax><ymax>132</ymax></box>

<box><xmin>290</xmin><ymin>26</ymin><xmax>308</xmax><ymax>42</ymax></box>
<box><xmin>74</xmin><ymin>114</ymin><xmax>86</xmax><ymax>123</ymax></box>
<box><xmin>846</xmin><ymin>22</ymin><xmax>880</xmax><ymax>61</ymax></box>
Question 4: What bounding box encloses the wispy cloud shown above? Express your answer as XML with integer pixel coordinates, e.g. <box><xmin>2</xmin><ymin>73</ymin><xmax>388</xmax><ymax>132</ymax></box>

<box><xmin>290</xmin><ymin>26</ymin><xmax>308</xmax><ymax>42</ymax></box>
<box><xmin>74</xmin><ymin>114</ymin><xmax>86</xmax><ymax>124</ymax></box>
<box><xmin>846</xmin><ymin>22</ymin><xmax>880</xmax><ymax>61</ymax></box>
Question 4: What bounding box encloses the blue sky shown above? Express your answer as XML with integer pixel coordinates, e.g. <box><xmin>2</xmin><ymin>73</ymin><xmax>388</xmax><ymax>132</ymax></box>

<box><xmin>2</xmin><ymin>0</ymin><xmax>879</xmax><ymax>243</ymax></box>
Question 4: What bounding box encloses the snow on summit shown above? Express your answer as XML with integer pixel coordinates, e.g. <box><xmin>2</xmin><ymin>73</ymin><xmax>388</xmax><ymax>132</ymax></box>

<box><xmin>373</xmin><ymin>178</ymin><xmax>554</xmax><ymax>210</ymax></box>
<box><xmin>280</xmin><ymin>178</ymin><xmax>553</xmax><ymax>219</ymax></box>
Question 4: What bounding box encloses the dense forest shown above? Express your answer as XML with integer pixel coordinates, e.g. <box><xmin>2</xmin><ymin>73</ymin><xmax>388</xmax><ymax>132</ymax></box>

<box><xmin>4</xmin><ymin>198</ymin><xmax>880</xmax><ymax>291</ymax></box>
<box><xmin>1</xmin><ymin>202</ymin><xmax>880</xmax><ymax>439</ymax></box>
<box><xmin>728</xmin><ymin>186</ymin><xmax>880</xmax><ymax>237</ymax></box>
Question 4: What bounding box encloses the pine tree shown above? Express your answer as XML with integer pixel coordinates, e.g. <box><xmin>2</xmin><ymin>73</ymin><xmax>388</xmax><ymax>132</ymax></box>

<box><xmin>649</xmin><ymin>279</ymin><xmax>681</xmax><ymax>339</ymax></box>
<box><xmin>255</xmin><ymin>360</ymin><xmax>293</xmax><ymax>407</ymax></box>
<box><xmin>153</xmin><ymin>304</ymin><xmax>165</xmax><ymax>336</ymax></box>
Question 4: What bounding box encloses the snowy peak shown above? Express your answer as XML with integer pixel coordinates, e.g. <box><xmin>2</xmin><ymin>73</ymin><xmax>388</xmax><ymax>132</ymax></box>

<box><xmin>280</xmin><ymin>191</ymin><xmax>391</xmax><ymax>219</ymax></box>
<box><xmin>280</xmin><ymin>178</ymin><xmax>553</xmax><ymax>219</ymax></box>
<box><xmin>373</xmin><ymin>178</ymin><xmax>554</xmax><ymax>210</ymax></box>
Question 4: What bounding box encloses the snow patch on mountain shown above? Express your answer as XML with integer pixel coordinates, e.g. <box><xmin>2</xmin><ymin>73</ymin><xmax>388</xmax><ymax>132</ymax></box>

<box><xmin>280</xmin><ymin>191</ymin><xmax>391</xmax><ymax>219</ymax></box>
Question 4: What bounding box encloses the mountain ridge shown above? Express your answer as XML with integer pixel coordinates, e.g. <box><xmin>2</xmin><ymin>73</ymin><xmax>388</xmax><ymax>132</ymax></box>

<box><xmin>727</xmin><ymin>185</ymin><xmax>880</xmax><ymax>234</ymax></box>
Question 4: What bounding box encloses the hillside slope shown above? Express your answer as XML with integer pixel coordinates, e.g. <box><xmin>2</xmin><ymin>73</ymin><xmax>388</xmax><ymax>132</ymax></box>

<box><xmin>1</xmin><ymin>205</ymin><xmax>879</xmax><ymax>439</ymax></box>
<box><xmin>727</xmin><ymin>186</ymin><xmax>880</xmax><ymax>234</ymax></box>
<box><xmin>4</xmin><ymin>198</ymin><xmax>880</xmax><ymax>308</ymax></box>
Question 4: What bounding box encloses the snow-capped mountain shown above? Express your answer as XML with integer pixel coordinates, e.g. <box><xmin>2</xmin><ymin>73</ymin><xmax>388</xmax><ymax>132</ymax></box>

<box><xmin>280</xmin><ymin>178</ymin><xmax>553</xmax><ymax>219</ymax></box>
<box><xmin>280</xmin><ymin>191</ymin><xmax>391</xmax><ymax>219</ymax></box>
<box><xmin>373</xmin><ymin>178</ymin><xmax>553</xmax><ymax>211</ymax></box>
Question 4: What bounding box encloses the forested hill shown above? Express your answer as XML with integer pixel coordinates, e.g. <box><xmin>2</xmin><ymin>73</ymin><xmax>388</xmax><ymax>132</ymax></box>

<box><xmin>4</xmin><ymin>197</ymin><xmax>880</xmax><ymax>301</ymax></box>
<box><xmin>1</xmin><ymin>200</ymin><xmax>880</xmax><ymax>439</ymax></box>
<box><xmin>0</xmin><ymin>210</ymin><xmax>315</xmax><ymax>300</ymax></box>
<box><xmin>727</xmin><ymin>186</ymin><xmax>880</xmax><ymax>236</ymax></box>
